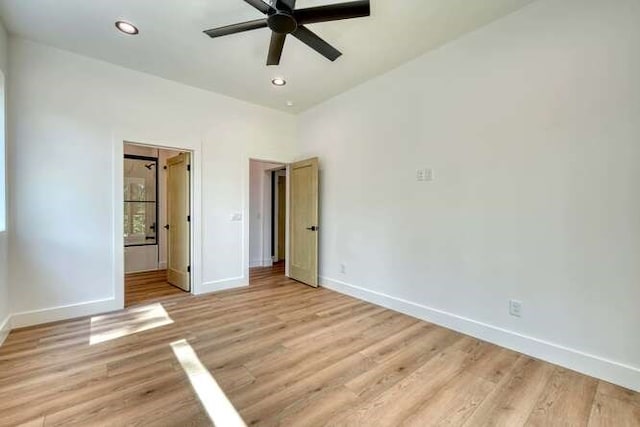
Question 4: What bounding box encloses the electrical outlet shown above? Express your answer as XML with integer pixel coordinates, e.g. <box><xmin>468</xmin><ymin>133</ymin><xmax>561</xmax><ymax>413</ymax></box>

<box><xmin>340</xmin><ymin>264</ymin><xmax>346</xmax><ymax>274</ymax></box>
<box><xmin>416</xmin><ymin>168</ymin><xmax>434</xmax><ymax>182</ymax></box>
<box><xmin>509</xmin><ymin>300</ymin><xmax>523</xmax><ymax>318</ymax></box>
<box><xmin>424</xmin><ymin>168</ymin><xmax>434</xmax><ymax>182</ymax></box>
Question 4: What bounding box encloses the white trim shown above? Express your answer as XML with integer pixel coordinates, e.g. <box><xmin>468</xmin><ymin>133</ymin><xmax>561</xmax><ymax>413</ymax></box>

<box><xmin>198</xmin><ymin>277</ymin><xmax>248</xmax><ymax>295</ymax></box>
<box><xmin>0</xmin><ymin>314</ymin><xmax>10</xmax><ymax>346</ymax></box>
<box><xmin>124</xmin><ymin>267</ymin><xmax>165</xmax><ymax>274</ymax></box>
<box><xmin>11</xmin><ymin>298</ymin><xmax>118</xmax><ymax>329</ymax></box>
<box><xmin>320</xmin><ymin>276</ymin><xmax>640</xmax><ymax>393</ymax></box>
<box><xmin>284</xmin><ymin>164</ymin><xmax>291</xmax><ymax>278</ymax></box>
<box><xmin>112</xmin><ymin>135</ymin><xmax>126</xmax><ymax>309</ymax></box>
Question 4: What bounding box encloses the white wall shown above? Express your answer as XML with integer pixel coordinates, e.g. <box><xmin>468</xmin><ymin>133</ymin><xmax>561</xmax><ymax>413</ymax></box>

<box><xmin>8</xmin><ymin>38</ymin><xmax>297</xmax><ymax>325</ymax></box>
<box><xmin>249</xmin><ymin>160</ymin><xmax>283</xmax><ymax>267</ymax></box>
<box><xmin>298</xmin><ymin>0</ymin><xmax>640</xmax><ymax>391</ymax></box>
<box><xmin>0</xmin><ymin>20</ymin><xmax>9</xmax><ymax>343</ymax></box>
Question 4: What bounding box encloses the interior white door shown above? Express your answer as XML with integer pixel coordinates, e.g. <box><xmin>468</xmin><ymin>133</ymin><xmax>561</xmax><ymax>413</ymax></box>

<box><xmin>289</xmin><ymin>157</ymin><xmax>319</xmax><ymax>287</ymax></box>
<box><xmin>166</xmin><ymin>152</ymin><xmax>191</xmax><ymax>291</ymax></box>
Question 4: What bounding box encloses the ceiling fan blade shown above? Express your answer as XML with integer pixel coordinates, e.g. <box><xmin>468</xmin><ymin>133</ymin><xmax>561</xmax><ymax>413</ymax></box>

<box><xmin>276</xmin><ymin>0</ymin><xmax>296</xmax><ymax>10</ymax></box>
<box><xmin>291</xmin><ymin>26</ymin><xmax>342</xmax><ymax>62</ymax></box>
<box><xmin>294</xmin><ymin>0</ymin><xmax>370</xmax><ymax>25</ymax></box>
<box><xmin>243</xmin><ymin>0</ymin><xmax>273</xmax><ymax>15</ymax></box>
<box><xmin>267</xmin><ymin>32</ymin><xmax>287</xmax><ymax>66</ymax></box>
<box><xmin>203</xmin><ymin>19</ymin><xmax>268</xmax><ymax>38</ymax></box>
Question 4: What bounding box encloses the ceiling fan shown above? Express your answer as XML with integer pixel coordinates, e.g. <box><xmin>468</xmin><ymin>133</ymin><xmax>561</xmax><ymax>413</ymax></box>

<box><xmin>203</xmin><ymin>0</ymin><xmax>371</xmax><ymax>66</ymax></box>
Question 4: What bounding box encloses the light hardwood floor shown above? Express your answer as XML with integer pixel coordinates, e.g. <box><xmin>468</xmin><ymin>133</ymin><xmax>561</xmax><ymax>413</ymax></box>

<box><xmin>125</xmin><ymin>269</ymin><xmax>188</xmax><ymax>307</ymax></box>
<box><xmin>0</xmin><ymin>264</ymin><xmax>638</xmax><ymax>426</ymax></box>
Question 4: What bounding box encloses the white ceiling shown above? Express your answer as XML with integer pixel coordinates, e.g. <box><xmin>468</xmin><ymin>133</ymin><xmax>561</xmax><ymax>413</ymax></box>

<box><xmin>0</xmin><ymin>0</ymin><xmax>535</xmax><ymax>112</ymax></box>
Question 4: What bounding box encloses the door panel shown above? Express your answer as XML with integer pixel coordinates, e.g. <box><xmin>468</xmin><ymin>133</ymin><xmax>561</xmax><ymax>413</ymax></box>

<box><xmin>166</xmin><ymin>152</ymin><xmax>191</xmax><ymax>291</ymax></box>
<box><xmin>289</xmin><ymin>158</ymin><xmax>319</xmax><ymax>287</ymax></box>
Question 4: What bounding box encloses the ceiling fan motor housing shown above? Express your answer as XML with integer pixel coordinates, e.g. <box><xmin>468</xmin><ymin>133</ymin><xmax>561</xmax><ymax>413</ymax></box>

<box><xmin>268</xmin><ymin>11</ymin><xmax>297</xmax><ymax>34</ymax></box>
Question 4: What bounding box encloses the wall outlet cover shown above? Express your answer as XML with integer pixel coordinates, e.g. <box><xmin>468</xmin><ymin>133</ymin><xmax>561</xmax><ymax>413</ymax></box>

<box><xmin>424</xmin><ymin>168</ymin><xmax>434</xmax><ymax>181</ymax></box>
<box><xmin>509</xmin><ymin>300</ymin><xmax>523</xmax><ymax>318</ymax></box>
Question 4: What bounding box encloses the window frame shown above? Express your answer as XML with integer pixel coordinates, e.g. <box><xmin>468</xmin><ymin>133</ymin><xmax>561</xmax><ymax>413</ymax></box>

<box><xmin>123</xmin><ymin>154</ymin><xmax>159</xmax><ymax>247</ymax></box>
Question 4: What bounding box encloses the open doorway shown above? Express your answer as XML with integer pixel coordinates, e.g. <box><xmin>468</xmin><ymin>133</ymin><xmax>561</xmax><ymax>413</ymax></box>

<box><xmin>123</xmin><ymin>142</ymin><xmax>192</xmax><ymax>307</ymax></box>
<box><xmin>249</xmin><ymin>159</ymin><xmax>287</xmax><ymax>282</ymax></box>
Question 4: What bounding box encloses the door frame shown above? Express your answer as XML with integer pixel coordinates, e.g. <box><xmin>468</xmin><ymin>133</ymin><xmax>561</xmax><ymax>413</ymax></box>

<box><xmin>113</xmin><ymin>138</ymin><xmax>202</xmax><ymax>309</ymax></box>
<box><xmin>245</xmin><ymin>157</ymin><xmax>291</xmax><ymax>280</ymax></box>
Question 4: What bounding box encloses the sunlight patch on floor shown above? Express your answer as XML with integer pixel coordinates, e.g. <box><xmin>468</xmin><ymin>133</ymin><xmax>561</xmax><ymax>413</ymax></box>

<box><xmin>89</xmin><ymin>302</ymin><xmax>174</xmax><ymax>345</ymax></box>
<box><xmin>171</xmin><ymin>339</ymin><xmax>247</xmax><ymax>427</ymax></box>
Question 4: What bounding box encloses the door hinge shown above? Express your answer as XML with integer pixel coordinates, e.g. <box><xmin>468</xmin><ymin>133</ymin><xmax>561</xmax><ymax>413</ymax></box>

<box><xmin>187</xmin><ymin>265</ymin><xmax>191</xmax><ymax>273</ymax></box>
<box><xmin>187</xmin><ymin>215</ymin><xmax>191</xmax><ymax>222</ymax></box>
<box><xmin>187</xmin><ymin>164</ymin><xmax>191</xmax><ymax>172</ymax></box>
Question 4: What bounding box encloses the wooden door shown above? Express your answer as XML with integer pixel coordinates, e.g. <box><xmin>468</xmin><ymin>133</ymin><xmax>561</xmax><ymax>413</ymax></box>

<box><xmin>277</xmin><ymin>175</ymin><xmax>286</xmax><ymax>261</ymax></box>
<box><xmin>289</xmin><ymin>158</ymin><xmax>319</xmax><ymax>287</ymax></box>
<box><xmin>166</xmin><ymin>152</ymin><xmax>191</xmax><ymax>291</ymax></box>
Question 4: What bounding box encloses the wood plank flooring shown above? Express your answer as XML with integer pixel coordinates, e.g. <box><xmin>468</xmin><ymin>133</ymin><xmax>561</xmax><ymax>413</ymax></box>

<box><xmin>125</xmin><ymin>269</ymin><xmax>188</xmax><ymax>307</ymax></box>
<box><xmin>0</xmin><ymin>264</ymin><xmax>638</xmax><ymax>426</ymax></box>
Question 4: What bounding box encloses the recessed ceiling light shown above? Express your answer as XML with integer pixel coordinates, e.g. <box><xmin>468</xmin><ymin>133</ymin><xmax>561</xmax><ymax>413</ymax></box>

<box><xmin>115</xmin><ymin>21</ymin><xmax>139</xmax><ymax>35</ymax></box>
<box><xmin>286</xmin><ymin>101</ymin><xmax>294</xmax><ymax>107</ymax></box>
<box><xmin>272</xmin><ymin>78</ymin><xmax>286</xmax><ymax>87</ymax></box>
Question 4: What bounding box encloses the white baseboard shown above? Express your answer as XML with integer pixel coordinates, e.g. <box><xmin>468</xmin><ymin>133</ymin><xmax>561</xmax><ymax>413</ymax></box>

<box><xmin>124</xmin><ymin>267</ymin><xmax>163</xmax><ymax>274</ymax></box>
<box><xmin>9</xmin><ymin>275</ymin><xmax>249</xmax><ymax>329</ymax></box>
<box><xmin>0</xmin><ymin>315</ymin><xmax>10</xmax><ymax>346</ymax></box>
<box><xmin>320</xmin><ymin>276</ymin><xmax>640</xmax><ymax>392</ymax></box>
<box><xmin>11</xmin><ymin>298</ymin><xmax>119</xmax><ymax>329</ymax></box>
<box><xmin>250</xmin><ymin>259</ymin><xmax>274</xmax><ymax>268</ymax></box>
<box><xmin>197</xmin><ymin>277</ymin><xmax>248</xmax><ymax>295</ymax></box>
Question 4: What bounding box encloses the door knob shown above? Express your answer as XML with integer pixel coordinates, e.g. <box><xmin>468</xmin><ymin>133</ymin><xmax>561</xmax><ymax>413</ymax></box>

<box><xmin>306</xmin><ymin>226</ymin><xmax>319</xmax><ymax>231</ymax></box>
<box><xmin>164</xmin><ymin>224</ymin><xmax>170</xmax><ymax>230</ymax></box>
